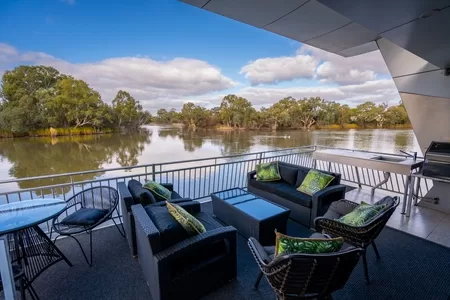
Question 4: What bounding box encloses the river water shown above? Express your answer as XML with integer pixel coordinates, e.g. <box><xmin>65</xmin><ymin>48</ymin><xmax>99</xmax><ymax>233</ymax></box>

<box><xmin>0</xmin><ymin>125</ymin><xmax>420</xmax><ymax>184</ymax></box>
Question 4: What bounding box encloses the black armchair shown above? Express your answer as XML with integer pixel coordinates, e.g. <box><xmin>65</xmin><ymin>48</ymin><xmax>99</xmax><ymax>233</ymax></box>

<box><xmin>132</xmin><ymin>203</ymin><xmax>237</xmax><ymax>300</ymax></box>
<box><xmin>248</xmin><ymin>237</ymin><xmax>363</xmax><ymax>299</ymax></box>
<box><xmin>118</xmin><ymin>181</ymin><xmax>194</xmax><ymax>257</ymax></box>
<box><xmin>314</xmin><ymin>196</ymin><xmax>400</xmax><ymax>283</ymax></box>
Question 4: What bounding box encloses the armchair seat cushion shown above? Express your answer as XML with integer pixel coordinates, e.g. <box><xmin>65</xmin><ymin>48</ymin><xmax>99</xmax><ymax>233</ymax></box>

<box><xmin>275</xmin><ymin>186</ymin><xmax>312</xmax><ymax>208</ymax></box>
<box><xmin>194</xmin><ymin>212</ymin><xmax>224</xmax><ymax>231</ymax></box>
<box><xmin>60</xmin><ymin>208</ymin><xmax>108</xmax><ymax>226</ymax></box>
<box><xmin>170</xmin><ymin>191</ymin><xmax>182</xmax><ymax>199</ymax></box>
<box><xmin>145</xmin><ymin>205</ymin><xmax>189</xmax><ymax>249</ymax></box>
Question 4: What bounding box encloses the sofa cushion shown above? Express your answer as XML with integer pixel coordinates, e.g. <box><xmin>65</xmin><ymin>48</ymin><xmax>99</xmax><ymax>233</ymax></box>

<box><xmin>194</xmin><ymin>212</ymin><xmax>223</xmax><ymax>231</ymax></box>
<box><xmin>279</xmin><ymin>165</ymin><xmax>299</xmax><ymax>186</ymax></box>
<box><xmin>170</xmin><ymin>191</ymin><xmax>182</xmax><ymax>199</ymax></box>
<box><xmin>128</xmin><ymin>179</ymin><xmax>157</xmax><ymax>205</ymax></box>
<box><xmin>297</xmin><ymin>170</ymin><xmax>334</xmax><ymax>196</ymax></box>
<box><xmin>248</xmin><ymin>179</ymin><xmax>289</xmax><ymax>194</ymax></box>
<box><xmin>337</xmin><ymin>201</ymin><xmax>386</xmax><ymax>226</ymax></box>
<box><xmin>256</xmin><ymin>161</ymin><xmax>281</xmax><ymax>181</ymax></box>
<box><xmin>145</xmin><ymin>205</ymin><xmax>189</xmax><ymax>249</ymax></box>
<box><xmin>167</xmin><ymin>202</ymin><xmax>206</xmax><ymax>236</ymax></box>
<box><xmin>275</xmin><ymin>186</ymin><xmax>313</xmax><ymax>208</ymax></box>
<box><xmin>61</xmin><ymin>208</ymin><xmax>108</xmax><ymax>226</ymax></box>
<box><xmin>275</xmin><ymin>231</ymin><xmax>343</xmax><ymax>256</ymax></box>
<box><xmin>143</xmin><ymin>180</ymin><xmax>171</xmax><ymax>201</ymax></box>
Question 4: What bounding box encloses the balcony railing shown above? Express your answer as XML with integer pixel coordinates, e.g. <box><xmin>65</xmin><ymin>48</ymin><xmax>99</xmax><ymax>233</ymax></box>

<box><xmin>0</xmin><ymin>145</ymin><xmax>432</xmax><ymax>231</ymax></box>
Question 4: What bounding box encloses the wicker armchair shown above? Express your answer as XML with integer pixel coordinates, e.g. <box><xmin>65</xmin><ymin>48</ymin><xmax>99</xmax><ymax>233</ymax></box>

<box><xmin>314</xmin><ymin>196</ymin><xmax>400</xmax><ymax>283</ymax></box>
<box><xmin>52</xmin><ymin>187</ymin><xmax>125</xmax><ymax>266</ymax></box>
<box><xmin>248</xmin><ymin>237</ymin><xmax>363</xmax><ymax>300</ymax></box>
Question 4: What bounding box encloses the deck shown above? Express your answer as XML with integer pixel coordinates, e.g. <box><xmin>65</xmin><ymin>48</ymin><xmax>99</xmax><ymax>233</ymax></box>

<box><xmin>13</xmin><ymin>200</ymin><xmax>450</xmax><ymax>300</ymax></box>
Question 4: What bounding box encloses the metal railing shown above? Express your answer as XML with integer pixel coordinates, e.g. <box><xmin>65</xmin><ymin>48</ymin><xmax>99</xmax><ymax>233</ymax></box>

<box><xmin>0</xmin><ymin>145</ymin><xmax>433</xmax><ymax>224</ymax></box>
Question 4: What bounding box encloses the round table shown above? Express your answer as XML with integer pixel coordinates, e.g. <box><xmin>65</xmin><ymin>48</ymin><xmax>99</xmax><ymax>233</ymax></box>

<box><xmin>0</xmin><ymin>199</ymin><xmax>73</xmax><ymax>300</ymax></box>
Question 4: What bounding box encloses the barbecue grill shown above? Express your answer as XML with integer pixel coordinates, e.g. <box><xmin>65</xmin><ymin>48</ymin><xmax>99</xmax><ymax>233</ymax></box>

<box><xmin>422</xmin><ymin>141</ymin><xmax>450</xmax><ymax>178</ymax></box>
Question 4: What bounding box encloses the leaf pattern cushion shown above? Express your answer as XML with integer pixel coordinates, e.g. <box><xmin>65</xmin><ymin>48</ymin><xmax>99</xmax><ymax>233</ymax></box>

<box><xmin>337</xmin><ymin>201</ymin><xmax>386</xmax><ymax>226</ymax></box>
<box><xmin>166</xmin><ymin>202</ymin><xmax>206</xmax><ymax>236</ymax></box>
<box><xmin>275</xmin><ymin>232</ymin><xmax>343</xmax><ymax>256</ymax></box>
<box><xmin>256</xmin><ymin>161</ymin><xmax>281</xmax><ymax>181</ymax></box>
<box><xmin>143</xmin><ymin>180</ymin><xmax>171</xmax><ymax>201</ymax></box>
<box><xmin>297</xmin><ymin>169</ymin><xmax>334</xmax><ymax>195</ymax></box>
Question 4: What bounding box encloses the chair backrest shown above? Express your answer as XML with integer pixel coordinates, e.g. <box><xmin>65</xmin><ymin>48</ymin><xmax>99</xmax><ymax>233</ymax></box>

<box><xmin>277</xmin><ymin>161</ymin><xmax>341</xmax><ymax>186</ymax></box>
<box><xmin>264</xmin><ymin>247</ymin><xmax>363</xmax><ymax>299</ymax></box>
<box><xmin>68</xmin><ymin>186</ymin><xmax>119</xmax><ymax>212</ymax></box>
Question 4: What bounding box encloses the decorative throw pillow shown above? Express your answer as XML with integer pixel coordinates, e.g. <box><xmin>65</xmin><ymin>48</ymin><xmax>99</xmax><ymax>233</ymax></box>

<box><xmin>143</xmin><ymin>180</ymin><xmax>171</xmax><ymax>201</ymax></box>
<box><xmin>275</xmin><ymin>232</ymin><xmax>343</xmax><ymax>256</ymax></box>
<box><xmin>337</xmin><ymin>201</ymin><xmax>386</xmax><ymax>226</ymax></box>
<box><xmin>256</xmin><ymin>161</ymin><xmax>281</xmax><ymax>181</ymax></box>
<box><xmin>166</xmin><ymin>202</ymin><xmax>206</xmax><ymax>236</ymax></box>
<box><xmin>297</xmin><ymin>169</ymin><xmax>334</xmax><ymax>195</ymax></box>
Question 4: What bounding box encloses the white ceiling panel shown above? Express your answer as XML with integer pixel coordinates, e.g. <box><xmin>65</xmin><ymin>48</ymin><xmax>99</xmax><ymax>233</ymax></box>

<box><xmin>265</xmin><ymin>0</ymin><xmax>351</xmax><ymax>42</ymax></box>
<box><xmin>381</xmin><ymin>7</ymin><xmax>450</xmax><ymax>69</ymax></box>
<box><xmin>337</xmin><ymin>41</ymin><xmax>378</xmax><ymax>57</ymax></box>
<box><xmin>317</xmin><ymin>0</ymin><xmax>450</xmax><ymax>34</ymax></box>
<box><xmin>203</xmin><ymin>0</ymin><xmax>308</xmax><ymax>28</ymax></box>
<box><xmin>305</xmin><ymin>22</ymin><xmax>378</xmax><ymax>53</ymax></box>
<box><xmin>180</xmin><ymin>0</ymin><xmax>210</xmax><ymax>8</ymax></box>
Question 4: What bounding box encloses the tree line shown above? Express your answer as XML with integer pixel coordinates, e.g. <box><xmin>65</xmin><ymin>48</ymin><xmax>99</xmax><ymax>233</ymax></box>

<box><xmin>0</xmin><ymin>65</ymin><xmax>151</xmax><ymax>136</ymax></box>
<box><xmin>156</xmin><ymin>95</ymin><xmax>410</xmax><ymax>130</ymax></box>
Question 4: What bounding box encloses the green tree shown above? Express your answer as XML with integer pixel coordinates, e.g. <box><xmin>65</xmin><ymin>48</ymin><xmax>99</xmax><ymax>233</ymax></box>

<box><xmin>180</xmin><ymin>102</ymin><xmax>209</xmax><ymax>128</ymax></box>
<box><xmin>219</xmin><ymin>94</ymin><xmax>255</xmax><ymax>128</ymax></box>
<box><xmin>112</xmin><ymin>90</ymin><xmax>149</xmax><ymax>129</ymax></box>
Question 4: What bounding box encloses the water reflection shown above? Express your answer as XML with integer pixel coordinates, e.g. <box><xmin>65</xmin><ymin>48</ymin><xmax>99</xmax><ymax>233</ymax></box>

<box><xmin>0</xmin><ymin>129</ymin><xmax>151</xmax><ymax>191</ymax></box>
<box><xmin>0</xmin><ymin>127</ymin><xmax>420</xmax><ymax>192</ymax></box>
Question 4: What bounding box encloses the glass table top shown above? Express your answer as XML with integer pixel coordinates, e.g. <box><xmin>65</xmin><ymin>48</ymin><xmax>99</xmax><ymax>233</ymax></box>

<box><xmin>0</xmin><ymin>198</ymin><xmax>66</xmax><ymax>235</ymax></box>
<box><xmin>213</xmin><ymin>188</ymin><xmax>289</xmax><ymax>220</ymax></box>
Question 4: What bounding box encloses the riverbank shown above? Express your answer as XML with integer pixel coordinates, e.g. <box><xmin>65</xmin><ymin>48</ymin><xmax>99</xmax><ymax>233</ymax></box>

<box><xmin>0</xmin><ymin>127</ymin><xmax>116</xmax><ymax>139</ymax></box>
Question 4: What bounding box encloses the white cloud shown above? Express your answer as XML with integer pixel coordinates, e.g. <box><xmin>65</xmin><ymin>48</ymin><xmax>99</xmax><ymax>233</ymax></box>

<box><xmin>0</xmin><ymin>43</ymin><xmax>237</xmax><ymax>107</ymax></box>
<box><xmin>240</xmin><ymin>55</ymin><xmax>318</xmax><ymax>85</ymax></box>
<box><xmin>241</xmin><ymin>44</ymin><xmax>391</xmax><ymax>86</ymax></box>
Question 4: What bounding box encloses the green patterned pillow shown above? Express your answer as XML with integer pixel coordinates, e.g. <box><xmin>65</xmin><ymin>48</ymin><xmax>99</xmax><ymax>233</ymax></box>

<box><xmin>143</xmin><ymin>180</ymin><xmax>171</xmax><ymax>201</ymax></box>
<box><xmin>337</xmin><ymin>201</ymin><xmax>386</xmax><ymax>226</ymax></box>
<box><xmin>256</xmin><ymin>161</ymin><xmax>281</xmax><ymax>181</ymax></box>
<box><xmin>166</xmin><ymin>202</ymin><xmax>206</xmax><ymax>236</ymax></box>
<box><xmin>297</xmin><ymin>169</ymin><xmax>334</xmax><ymax>195</ymax></box>
<box><xmin>275</xmin><ymin>232</ymin><xmax>343</xmax><ymax>256</ymax></box>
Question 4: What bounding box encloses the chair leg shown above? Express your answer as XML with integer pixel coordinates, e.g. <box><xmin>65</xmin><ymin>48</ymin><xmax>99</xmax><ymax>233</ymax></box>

<box><xmin>362</xmin><ymin>252</ymin><xmax>370</xmax><ymax>284</ymax></box>
<box><xmin>372</xmin><ymin>241</ymin><xmax>381</xmax><ymax>260</ymax></box>
<box><xmin>112</xmin><ymin>208</ymin><xmax>126</xmax><ymax>237</ymax></box>
<box><xmin>254</xmin><ymin>271</ymin><xmax>264</xmax><ymax>289</ymax></box>
<box><xmin>24</xmin><ymin>276</ymin><xmax>40</xmax><ymax>300</ymax></box>
<box><xmin>65</xmin><ymin>233</ymin><xmax>93</xmax><ymax>267</ymax></box>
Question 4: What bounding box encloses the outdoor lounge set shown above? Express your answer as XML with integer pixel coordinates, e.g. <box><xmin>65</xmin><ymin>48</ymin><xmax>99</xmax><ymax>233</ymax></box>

<box><xmin>117</xmin><ymin>161</ymin><xmax>399</xmax><ymax>300</ymax></box>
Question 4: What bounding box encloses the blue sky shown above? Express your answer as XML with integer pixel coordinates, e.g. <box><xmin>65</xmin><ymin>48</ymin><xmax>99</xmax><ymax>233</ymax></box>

<box><xmin>0</xmin><ymin>0</ymin><xmax>399</xmax><ymax>112</ymax></box>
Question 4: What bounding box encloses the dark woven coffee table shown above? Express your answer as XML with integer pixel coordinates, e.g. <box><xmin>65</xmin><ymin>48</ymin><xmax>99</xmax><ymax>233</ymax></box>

<box><xmin>211</xmin><ymin>188</ymin><xmax>290</xmax><ymax>245</ymax></box>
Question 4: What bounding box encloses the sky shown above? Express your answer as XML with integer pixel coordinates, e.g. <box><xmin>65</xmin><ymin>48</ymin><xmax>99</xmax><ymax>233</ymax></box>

<box><xmin>0</xmin><ymin>0</ymin><xmax>401</xmax><ymax>113</ymax></box>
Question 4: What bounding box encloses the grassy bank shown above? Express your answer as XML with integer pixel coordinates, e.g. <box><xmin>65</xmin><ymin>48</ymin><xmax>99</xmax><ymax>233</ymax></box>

<box><xmin>1</xmin><ymin>127</ymin><xmax>116</xmax><ymax>138</ymax></box>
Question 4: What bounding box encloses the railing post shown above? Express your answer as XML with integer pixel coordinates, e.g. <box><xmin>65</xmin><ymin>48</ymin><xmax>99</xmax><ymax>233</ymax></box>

<box><xmin>145</xmin><ymin>166</ymin><xmax>148</xmax><ymax>181</ymax></box>
<box><xmin>258</xmin><ymin>152</ymin><xmax>263</xmax><ymax>165</ymax></box>
<box><xmin>152</xmin><ymin>165</ymin><xmax>156</xmax><ymax>182</ymax></box>
<box><xmin>327</xmin><ymin>162</ymin><xmax>332</xmax><ymax>172</ymax></box>
<box><xmin>70</xmin><ymin>175</ymin><xmax>75</xmax><ymax>196</ymax></box>
<box><xmin>312</xmin><ymin>159</ymin><xmax>317</xmax><ymax>169</ymax></box>
<box><xmin>354</xmin><ymin>167</ymin><xmax>362</xmax><ymax>188</ymax></box>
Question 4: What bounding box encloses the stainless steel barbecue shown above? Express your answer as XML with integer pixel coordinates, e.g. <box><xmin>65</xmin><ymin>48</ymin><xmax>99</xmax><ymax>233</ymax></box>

<box><xmin>422</xmin><ymin>141</ymin><xmax>450</xmax><ymax>178</ymax></box>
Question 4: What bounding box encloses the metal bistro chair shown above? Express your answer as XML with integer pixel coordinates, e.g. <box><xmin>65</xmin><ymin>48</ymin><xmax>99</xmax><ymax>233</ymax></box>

<box><xmin>0</xmin><ymin>264</ymin><xmax>40</xmax><ymax>300</ymax></box>
<box><xmin>52</xmin><ymin>187</ymin><xmax>125</xmax><ymax>266</ymax></box>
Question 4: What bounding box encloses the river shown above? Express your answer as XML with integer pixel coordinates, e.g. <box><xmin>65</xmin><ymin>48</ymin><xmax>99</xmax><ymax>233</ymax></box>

<box><xmin>0</xmin><ymin>125</ymin><xmax>420</xmax><ymax>184</ymax></box>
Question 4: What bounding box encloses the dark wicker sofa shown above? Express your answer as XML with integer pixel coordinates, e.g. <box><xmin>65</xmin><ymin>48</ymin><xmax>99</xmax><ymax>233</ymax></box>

<box><xmin>118</xmin><ymin>180</ymin><xmax>193</xmax><ymax>256</ymax></box>
<box><xmin>132</xmin><ymin>203</ymin><xmax>237</xmax><ymax>300</ymax></box>
<box><xmin>247</xmin><ymin>161</ymin><xmax>346</xmax><ymax>228</ymax></box>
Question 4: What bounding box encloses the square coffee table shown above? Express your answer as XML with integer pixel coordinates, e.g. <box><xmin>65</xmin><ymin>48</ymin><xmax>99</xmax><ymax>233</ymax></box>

<box><xmin>211</xmin><ymin>188</ymin><xmax>290</xmax><ymax>246</ymax></box>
